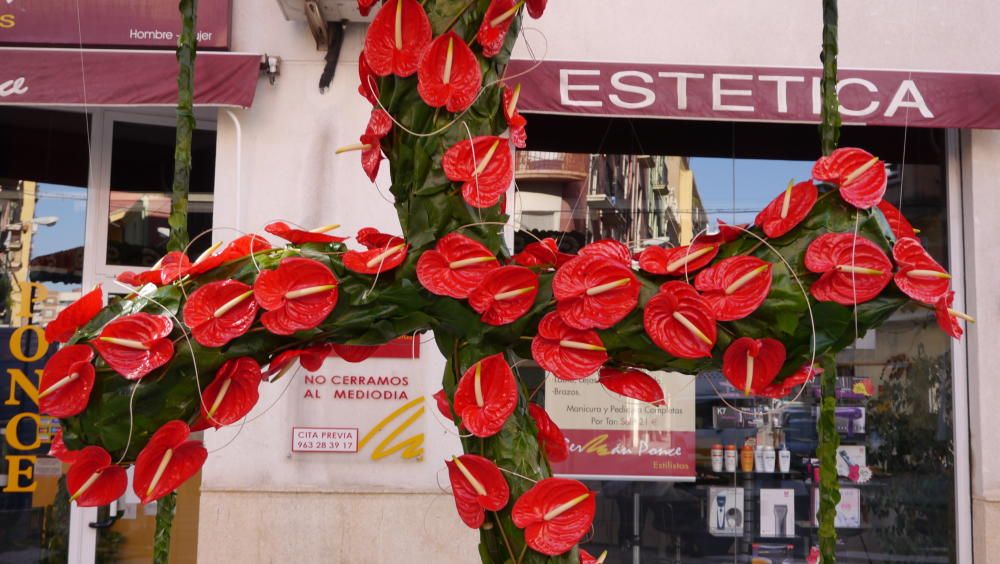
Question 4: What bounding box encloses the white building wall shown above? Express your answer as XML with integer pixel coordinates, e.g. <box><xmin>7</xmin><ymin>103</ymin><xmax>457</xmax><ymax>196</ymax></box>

<box><xmin>203</xmin><ymin>1</ymin><xmax>1000</xmax><ymax>562</ymax></box>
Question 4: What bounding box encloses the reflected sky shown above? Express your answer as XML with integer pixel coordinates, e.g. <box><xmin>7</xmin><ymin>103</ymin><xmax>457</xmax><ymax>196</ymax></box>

<box><xmin>30</xmin><ymin>183</ymin><xmax>87</xmax><ymax>292</ymax></box>
<box><xmin>689</xmin><ymin>157</ymin><xmax>814</xmax><ymax>226</ymax></box>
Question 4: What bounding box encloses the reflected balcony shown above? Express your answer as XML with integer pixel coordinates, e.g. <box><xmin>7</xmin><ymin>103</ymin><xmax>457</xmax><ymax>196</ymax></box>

<box><xmin>515</xmin><ymin>152</ymin><xmax>589</xmax><ymax>182</ymax></box>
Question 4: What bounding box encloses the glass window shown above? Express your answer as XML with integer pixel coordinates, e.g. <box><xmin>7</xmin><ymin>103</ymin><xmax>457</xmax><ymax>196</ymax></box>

<box><xmin>514</xmin><ymin>121</ymin><xmax>956</xmax><ymax>562</ymax></box>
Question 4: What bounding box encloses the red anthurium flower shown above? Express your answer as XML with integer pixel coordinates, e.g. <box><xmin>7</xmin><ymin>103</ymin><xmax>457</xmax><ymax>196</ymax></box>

<box><xmin>644</xmin><ymin>281</ymin><xmax>716</xmax><ymax>359</ymax></box>
<box><xmin>525</xmin><ymin>0</ymin><xmax>546</xmax><ymax>18</ymax></box>
<box><xmin>158</xmin><ymin>252</ymin><xmax>192</xmax><ymax>285</ymax></box>
<box><xmin>694</xmin><ymin>256</ymin><xmax>773</xmax><ymax>321</ymax></box>
<box><xmin>343</xmin><ymin>240</ymin><xmax>409</xmax><ymax>275</ymax></box>
<box><xmin>452</xmin><ymin>354</ymin><xmax>517</xmax><ymax>437</ymax></box>
<box><xmin>876</xmin><ymin>200</ymin><xmax>917</xmax><ymax>240</ymax></box>
<box><xmin>812</xmin><ymin>147</ymin><xmax>887</xmax><ymax>209</ymax></box>
<box><xmin>356</xmin><ymin>227</ymin><xmax>403</xmax><ymax>250</ymax></box>
<box><xmin>331</xmin><ymin>343</ymin><xmax>379</xmax><ymax>363</ymax></box>
<box><xmin>133</xmin><ymin>420</ymin><xmax>207</xmax><ymax>504</ymax></box>
<box><xmin>46</xmin><ymin>285</ymin><xmax>103</xmax><ymax>343</ymax></box>
<box><xmin>265</xmin><ymin>221</ymin><xmax>346</xmax><ymax>245</ymax></box>
<box><xmin>580</xmin><ymin>549</ymin><xmax>608</xmax><ymax>564</ymax></box>
<box><xmin>696</xmin><ymin>220</ymin><xmax>746</xmax><ymax>246</ymax></box>
<box><xmin>755</xmin><ymin>180</ymin><xmax>818</xmax><ymax>238</ymax></box>
<box><xmin>478</xmin><ymin>0</ymin><xmax>522</xmax><ymax>58</ymax></box>
<box><xmin>528</xmin><ymin>403</ymin><xmax>569</xmax><ymax>463</ymax></box>
<box><xmin>263</xmin><ymin>346</ymin><xmax>331</xmax><ymax>379</ymax></box>
<box><xmin>722</xmin><ymin>337</ymin><xmax>787</xmax><ymax>396</ymax></box>
<box><xmin>358</xmin><ymin>50</ymin><xmax>380</xmax><ymax>105</ymax></box>
<box><xmin>468</xmin><ymin>265</ymin><xmax>538</xmax><ymax>325</ymax></box>
<box><xmin>638</xmin><ymin>243</ymin><xmax>719</xmax><ymax>277</ymax></box>
<box><xmin>416</xmin><ymin>233</ymin><xmax>499</xmax><ymax>299</ymax></box>
<box><xmin>804</xmin><ymin>233</ymin><xmax>892</xmax><ymax>305</ymax></box>
<box><xmin>39</xmin><ymin>345</ymin><xmax>95</xmax><ymax>418</ymax></box>
<box><xmin>199</xmin><ymin>357</ymin><xmax>262</xmax><ymax>428</ymax></box>
<box><xmin>553</xmin><ymin>255</ymin><xmax>639</xmax><ymax>330</ymax></box>
<box><xmin>578</xmin><ymin>239</ymin><xmax>632</xmax><ymax>266</ymax></box>
<box><xmin>363</xmin><ymin>0</ymin><xmax>432</xmax><ymax>77</ymax></box>
<box><xmin>445</xmin><ymin>454</ymin><xmax>510</xmax><ymax>528</ymax></box>
<box><xmin>531</xmin><ymin>312</ymin><xmax>608</xmax><ymax>380</ymax></box>
<box><xmin>185</xmin><ymin>234</ymin><xmax>272</xmax><ymax>277</ymax></box>
<box><xmin>934</xmin><ymin>290</ymin><xmax>974</xmax><ymax>339</ymax></box>
<box><xmin>513</xmin><ymin>238</ymin><xmax>572</xmax><ymax>269</ymax></box>
<box><xmin>502</xmin><ymin>84</ymin><xmax>528</xmax><ymax>148</ymax></box>
<box><xmin>254</xmin><ymin>258</ymin><xmax>338</xmax><ymax>335</ymax></box>
<box><xmin>49</xmin><ymin>430</ymin><xmax>82</xmax><ymax>464</ymax></box>
<box><xmin>417</xmin><ymin>32</ymin><xmax>482</xmax><ymax>112</ymax></box>
<box><xmin>757</xmin><ymin>364</ymin><xmax>821</xmax><ymax>399</ymax></box>
<box><xmin>433</xmin><ymin>389</ymin><xmax>454</xmax><ymax>420</ymax></box>
<box><xmin>115</xmin><ymin>269</ymin><xmax>159</xmax><ymax>287</ymax></box>
<box><xmin>183</xmin><ymin>280</ymin><xmax>258</xmax><ymax>348</ymax></box>
<box><xmin>67</xmin><ymin>446</ymin><xmax>127</xmax><ymax>507</ymax></box>
<box><xmin>93</xmin><ymin>313</ymin><xmax>174</xmax><ymax>380</ymax></box>
<box><xmin>358</xmin><ymin>0</ymin><xmax>378</xmax><ymax>17</ymax></box>
<box><xmin>443</xmin><ymin>136</ymin><xmax>513</xmax><ymax>208</ymax></box>
<box><xmin>512</xmin><ymin>478</ymin><xmax>596</xmax><ymax>556</ymax></box>
<box><xmin>597</xmin><ymin>368</ymin><xmax>665</xmax><ymax>406</ymax></box>
<box><xmin>892</xmin><ymin>237</ymin><xmax>951</xmax><ymax>304</ymax></box>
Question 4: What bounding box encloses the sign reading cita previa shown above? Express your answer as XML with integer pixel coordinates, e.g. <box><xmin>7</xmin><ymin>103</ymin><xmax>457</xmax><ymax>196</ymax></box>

<box><xmin>0</xmin><ymin>0</ymin><xmax>231</xmax><ymax>50</ymax></box>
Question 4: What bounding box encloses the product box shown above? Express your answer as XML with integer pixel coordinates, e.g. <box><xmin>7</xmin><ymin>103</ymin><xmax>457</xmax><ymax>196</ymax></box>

<box><xmin>812</xmin><ymin>487</ymin><xmax>862</xmax><ymax>528</ymax></box>
<box><xmin>836</xmin><ymin>446</ymin><xmax>866</xmax><ymax>478</ymax></box>
<box><xmin>707</xmin><ymin>487</ymin><xmax>745</xmax><ymax>537</ymax></box>
<box><xmin>759</xmin><ymin>488</ymin><xmax>795</xmax><ymax>538</ymax></box>
<box><xmin>834</xmin><ymin>406</ymin><xmax>866</xmax><ymax>436</ymax></box>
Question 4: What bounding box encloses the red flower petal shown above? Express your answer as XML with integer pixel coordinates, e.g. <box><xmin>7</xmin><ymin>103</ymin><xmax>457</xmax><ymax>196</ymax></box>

<box><xmin>892</xmin><ymin>237</ymin><xmax>950</xmax><ymax>304</ymax></box>
<box><xmin>358</xmin><ymin>50</ymin><xmax>380</xmax><ymax>105</ymax></box>
<box><xmin>502</xmin><ymin>84</ymin><xmax>528</xmax><ymax>148</ymax></box>
<box><xmin>158</xmin><ymin>252</ymin><xmax>192</xmax><ymax>285</ymax></box>
<box><xmin>67</xmin><ymin>446</ymin><xmax>127</xmax><ymax>507</ymax></box>
<box><xmin>696</xmin><ymin>220</ymin><xmax>746</xmax><ymax>245</ymax></box>
<box><xmin>92</xmin><ymin>313</ymin><xmax>174</xmax><ymax>380</ymax></box>
<box><xmin>445</xmin><ymin>454</ymin><xmax>510</xmax><ymax>528</ymax></box>
<box><xmin>46</xmin><ymin>285</ymin><xmax>103</xmax><ymax>343</ymax></box>
<box><xmin>876</xmin><ymin>200</ymin><xmax>917</xmax><ymax>240</ymax></box>
<box><xmin>358</xmin><ymin>0</ymin><xmax>378</xmax><ymax>17</ymax></box>
<box><xmin>597</xmin><ymin>368</ymin><xmax>665</xmax><ymax>406</ymax></box>
<box><xmin>343</xmin><ymin>242</ymin><xmax>409</xmax><ymax>275</ymax></box>
<box><xmin>452</xmin><ymin>353</ymin><xmax>517</xmax><ymax>437</ymax></box>
<box><xmin>331</xmin><ymin>344</ymin><xmax>378</xmax><ymax>363</ymax></box>
<box><xmin>525</xmin><ymin>0</ymin><xmax>547</xmax><ymax>18</ymax></box>
<box><xmin>263</xmin><ymin>346</ymin><xmax>332</xmax><ymax>378</ymax></box>
<box><xmin>812</xmin><ymin>147</ymin><xmax>887</xmax><ymax>209</ymax></box>
<box><xmin>433</xmin><ymin>389</ymin><xmax>454</xmax><ymax>420</ymax></box>
<box><xmin>116</xmin><ymin>269</ymin><xmax>163</xmax><ymax>287</ymax></box>
<box><xmin>638</xmin><ymin>243</ymin><xmax>719</xmax><ymax>276</ymax></box>
<box><xmin>578</xmin><ymin>239</ymin><xmax>632</xmax><ymax>266</ymax></box>
<box><xmin>694</xmin><ymin>256</ymin><xmax>773</xmax><ymax>321</ymax></box>
<box><xmin>417</xmin><ymin>32</ymin><xmax>482</xmax><ymax>112</ymax></box>
<box><xmin>264</xmin><ymin>221</ymin><xmax>347</xmax><ymax>245</ymax></box>
<box><xmin>132</xmin><ymin>420</ymin><xmax>207</xmax><ymax>504</ymax></box>
<box><xmin>39</xmin><ymin>344</ymin><xmax>95</xmax><ymax>417</ymax></box>
<box><xmin>722</xmin><ymin>337</ymin><xmax>787</xmax><ymax>396</ymax></box>
<box><xmin>934</xmin><ymin>290</ymin><xmax>964</xmax><ymax>339</ymax></box>
<box><xmin>360</xmin><ymin>109</ymin><xmax>394</xmax><ymax>181</ymax></box>
<box><xmin>417</xmin><ymin>233</ymin><xmax>500</xmax><ymax>298</ymax></box>
<box><xmin>804</xmin><ymin>233</ymin><xmax>892</xmax><ymax>305</ymax></box>
<box><xmin>254</xmin><ymin>258</ymin><xmax>338</xmax><ymax>335</ymax></box>
<box><xmin>185</xmin><ymin>235</ymin><xmax>272</xmax><ymax>277</ymax></box>
<box><xmin>183</xmin><ymin>280</ymin><xmax>258</xmax><ymax>348</ymax></box>
<box><xmin>443</xmin><ymin>136</ymin><xmax>513</xmax><ymax>208</ymax></box>
<box><xmin>754</xmin><ymin>180</ymin><xmax>818</xmax><ymax>238</ymax></box>
<box><xmin>512</xmin><ymin>478</ymin><xmax>596</xmax><ymax>556</ymax></box>
<box><xmin>643</xmin><ymin>281</ymin><xmax>716</xmax><ymax>359</ymax></box>
<box><xmin>49</xmin><ymin>430</ymin><xmax>81</xmax><ymax>464</ymax></box>
<box><xmin>579</xmin><ymin>549</ymin><xmax>607</xmax><ymax>564</ymax></box>
<box><xmin>512</xmin><ymin>238</ymin><xmax>572</xmax><ymax>269</ymax></box>
<box><xmin>356</xmin><ymin>227</ymin><xmax>404</xmax><ymax>250</ymax></box>
<box><xmin>468</xmin><ymin>265</ymin><xmax>538</xmax><ymax>325</ymax></box>
<box><xmin>478</xmin><ymin>0</ymin><xmax>520</xmax><ymax>58</ymax></box>
<box><xmin>528</xmin><ymin>403</ymin><xmax>570</xmax><ymax>463</ymax></box>
<box><xmin>531</xmin><ymin>312</ymin><xmax>608</xmax><ymax>380</ymax></box>
<box><xmin>757</xmin><ymin>364</ymin><xmax>821</xmax><ymax>399</ymax></box>
<box><xmin>553</xmin><ymin>255</ymin><xmax>639</xmax><ymax>329</ymax></box>
<box><xmin>199</xmin><ymin>357</ymin><xmax>262</xmax><ymax>428</ymax></box>
<box><xmin>363</xmin><ymin>0</ymin><xmax>432</xmax><ymax>77</ymax></box>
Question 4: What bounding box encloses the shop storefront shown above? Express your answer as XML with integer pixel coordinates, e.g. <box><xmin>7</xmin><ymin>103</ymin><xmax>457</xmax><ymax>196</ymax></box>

<box><xmin>3</xmin><ymin>1</ymin><xmax>1000</xmax><ymax>563</ymax></box>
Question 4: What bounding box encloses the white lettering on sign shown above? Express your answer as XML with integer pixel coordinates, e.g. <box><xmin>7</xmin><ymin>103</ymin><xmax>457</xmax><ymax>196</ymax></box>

<box><xmin>657</xmin><ymin>72</ymin><xmax>704</xmax><ymax>111</ymax></box>
<box><xmin>609</xmin><ymin>71</ymin><xmax>655</xmax><ymax>109</ymax></box>
<box><xmin>0</xmin><ymin>77</ymin><xmax>28</xmax><ymax>97</ymax></box>
<box><xmin>291</xmin><ymin>427</ymin><xmax>359</xmax><ymax>453</ymax></box>
<box><xmin>712</xmin><ymin>73</ymin><xmax>755</xmax><ymax>112</ymax></box>
<box><xmin>758</xmin><ymin>75</ymin><xmax>806</xmax><ymax>114</ymax></box>
<box><xmin>885</xmin><ymin>79</ymin><xmax>934</xmax><ymax>118</ymax></box>
<box><xmin>837</xmin><ymin>77</ymin><xmax>880</xmax><ymax>117</ymax></box>
<box><xmin>560</xmin><ymin>69</ymin><xmax>602</xmax><ymax>107</ymax></box>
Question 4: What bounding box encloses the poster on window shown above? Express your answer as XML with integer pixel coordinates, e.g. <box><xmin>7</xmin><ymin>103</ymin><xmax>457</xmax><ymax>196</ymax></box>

<box><xmin>545</xmin><ymin>371</ymin><xmax>696</xmax><ymax>481</ymax></box>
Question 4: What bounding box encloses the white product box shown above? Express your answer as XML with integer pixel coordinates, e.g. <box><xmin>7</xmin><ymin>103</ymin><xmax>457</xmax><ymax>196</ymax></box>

<box><xmin>836</xmin><ymin>446</ymin><xmax>866</xmax><ymax>478</ymax></box>
<box><xmin>708</xmin><ymin>486</ymin><xmax>745</xmax><ymax>537</ymax></box>
<box><xmin>759</xmin><ymin>488</ymin><xmax>795</xmax><ymax>537</ymax></box>
<box><xmin>812</xmin><ymin>487</ymin><xmax>862</xmax><ymax>528</ymax></box>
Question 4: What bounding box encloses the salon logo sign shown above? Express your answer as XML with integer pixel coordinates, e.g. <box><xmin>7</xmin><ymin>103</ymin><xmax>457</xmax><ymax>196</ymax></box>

<box><xmin>0</xmin><ymin>76</ymin><xmax>28</xmax><ymax>97</ymax></box>
<box><xmin>545</xmin><ymin>371</ymin><xmax>696</xmax><ymax>481</ymax></box>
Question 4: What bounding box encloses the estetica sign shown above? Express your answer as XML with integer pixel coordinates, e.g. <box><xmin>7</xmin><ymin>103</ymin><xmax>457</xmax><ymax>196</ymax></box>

<box><xmin>508</xmin><ymin>60</ymin><xmax>1000</xmax><ymax>129</ymax></box>
<box><xmin>0</xmin><ymin>0</ymin><xmax>231</xmax><ymax>50</ymax></box>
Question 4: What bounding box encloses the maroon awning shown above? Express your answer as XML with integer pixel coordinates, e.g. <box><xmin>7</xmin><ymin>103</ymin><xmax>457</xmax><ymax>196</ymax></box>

<box><xmin>0</xmin><ymin>48</ymin><xmax>261</xmax><ymax>108</ymax></box>
<box><xmin>507</xmin><ymin>60</ymin><xmax>1000</xmax><ymax>129</ymax></box>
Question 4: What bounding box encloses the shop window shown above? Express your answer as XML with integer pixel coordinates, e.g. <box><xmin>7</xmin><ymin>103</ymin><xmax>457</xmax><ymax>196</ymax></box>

<box><xmin>515</xmin><ymin>118</ymin><xmax>957</xmax><ymax>562</ymax></box>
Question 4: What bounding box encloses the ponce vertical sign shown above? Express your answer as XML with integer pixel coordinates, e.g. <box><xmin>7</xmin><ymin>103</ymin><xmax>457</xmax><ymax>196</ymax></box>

<box><xmin>545</xmin><ymin>371</ymin><xmax>696</xmax><ymax>481</ymax></box>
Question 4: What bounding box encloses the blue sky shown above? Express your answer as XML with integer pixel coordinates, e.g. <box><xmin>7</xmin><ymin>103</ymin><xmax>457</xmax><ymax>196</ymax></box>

<box><xmin>29</xmin><ymin>183</ymin><xmax>88</xmax><ymax>292</ymax></box>
<box><xmin>689</xmin><ymin>157</ymin><xmax>814</xmax><ymax>226</ymax></box>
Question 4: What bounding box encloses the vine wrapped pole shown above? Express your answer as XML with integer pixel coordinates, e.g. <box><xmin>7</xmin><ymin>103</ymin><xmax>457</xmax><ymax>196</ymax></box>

<box><xmin>168</xmin><ymin>0</ymin><xmax>199</xmax><ymax>252</ymax></box>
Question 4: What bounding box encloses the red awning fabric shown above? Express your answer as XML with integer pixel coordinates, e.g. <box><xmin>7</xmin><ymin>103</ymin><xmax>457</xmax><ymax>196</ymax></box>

<box><xmin>0</xmin><ymin>48</ymin><xmax>261</xmax><ymax>108</ymax></box>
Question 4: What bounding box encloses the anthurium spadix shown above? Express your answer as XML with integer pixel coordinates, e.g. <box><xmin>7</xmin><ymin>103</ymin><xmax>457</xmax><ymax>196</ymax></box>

<box><xmin>644</xmin><ymin>281</ymin><xmax>717</xmax><ymax>359</ymax></box>
<box><xmin>67</xmin><ymin>446</ymin><xmax>127</xmax><ymax>507</ymax></box>
<box><xmin>446</xmin><ymin>454</ymin><xmax>510</xmax><ymax>528</ymax></box>
<box><xmin>694</xmin><ymin>256</ymin><xmax>773</xmax><ymax>321</ymax></box>
<box><xmin>502</xmin><ymin>84</ymin><xmax>528</xmax><ymax>148</ymax></box>
<box><xmin>183</xmin><ymin>280</ymin><xmax>258</xmax><ymax>348</ymax></box>
<box><xmin>755</xmin><ymin>180</ymin><xmax>818</xmax><ymax>238</ymax></box>
<box><xmin>253</xmin><ymin>257</ymin><xmax>338</xmax><ymax>335</ymax></box>
<box><xmin>363</xmin><ymin>0</ymin><xmax>432</xmax><ymax>77</ymax></box>
<box><xmin>417</xmin><ymin>31</ymin><xmax>482</xmax><ymax>112</ymax></box>
<box><xmin>133</xmin><ymin>420</ymin><xmax>207</xmax><ymax>504</ymax></box>
<box><xmin>39</xmin><ymin>345</ymin><xmax>95</xmax><ymax>418</ymax></box>
<box><xmin>531</xmin><ymin>312</ymin><xmax>608</xmax><ymax>380</ymax></box>
<box><xmin>892</xmin><ymin>236</ymin><xmax>951</xmax><ymax>304</ymax></box>
<box><xmin>805</xmin><ymin>233</ymin><xmax>892</xmax><ymax>305</ymax></box>
<box><xmin>92</xmin><ymin>313</ymin><xmax>174</xmax><ymax>380</ymax></box>
<box><xmin>443</xmin><ymin>135</ymin><xmax>513</xmax><ymax>209</ymax></box>
<box><xmin>639</xmin><ymin>243</ymin><xmax>719</xmax><ymax>277</ymax></box>
<box><xmin>478</xmin><ymin>0</ymin><xmax>523</xmax><ymax>58</ymax></box>
<box><xmin>512</xmin><ymin>478</ymin><xmax>596</xmax><ymax>556</ymax></box>
<box><xmin>553</xmin><ymin>255</ymin><xmax>639</xmax><ymax>330</ymax></box>
<box><xmin>196</xmin><ymin>357</ymin><xmax>262</xmax><ymax>429</ymax></box>
<box><xmin>812</xmin><ymin>147</ymin><xmax>887</xmax><ymax>209</ymax></box>
<box><xmin>452</xmin><ymin>354</ymin><xmax>517</xmax><ymax>438</ymax></box>
<box><xmin>417</xmin><ymin>233</ymin><xmax>499</xmax><ymax>299</ymax></box>
<box><xmin>722</xmin><ymin>337</ymin><xmax>787</xmax><ymax>397</ymax></box>
<box><xmin>468</xmin><ymin>265</ymin><xmax>538</xmax><ymax>325</ymax></box>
